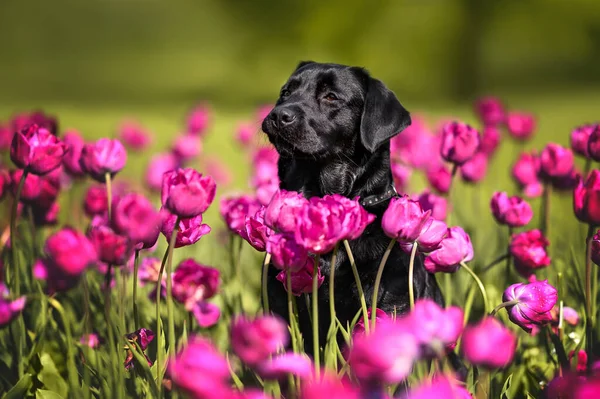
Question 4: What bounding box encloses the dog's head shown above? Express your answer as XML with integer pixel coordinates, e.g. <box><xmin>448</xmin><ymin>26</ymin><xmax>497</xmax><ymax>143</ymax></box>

<box><xmin>262</xmin><ymin>61</ymin><xmax>411</xmax><ymax>158</ymax></box>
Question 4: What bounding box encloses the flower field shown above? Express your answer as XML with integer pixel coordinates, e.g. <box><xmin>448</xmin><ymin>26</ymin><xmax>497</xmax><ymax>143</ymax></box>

<box><xmin>0</xmin><ymin>89</ymin><xmax>599</xmax><ymax>399</ymax></box>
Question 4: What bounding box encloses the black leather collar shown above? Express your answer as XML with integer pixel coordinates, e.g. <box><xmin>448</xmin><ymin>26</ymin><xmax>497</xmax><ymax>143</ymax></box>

<box><xmin>360</xmin><ymin>184</ymin><xmax>399</xmax><ymax>208</ymax></box>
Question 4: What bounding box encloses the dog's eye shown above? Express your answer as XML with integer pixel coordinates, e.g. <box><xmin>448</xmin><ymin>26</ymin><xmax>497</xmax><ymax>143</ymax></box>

<box><xmin>323</xmin><ymin>93</ymin><xmax>338</xmax><ymax>101</ymax></box>
<box><xmin>280</xmin><ymin>89</ymin><xmax>291</xmax><ymax>98</ymax></box>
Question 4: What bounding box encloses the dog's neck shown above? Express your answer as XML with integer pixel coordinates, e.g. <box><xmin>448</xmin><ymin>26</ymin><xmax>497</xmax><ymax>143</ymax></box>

<box><xmin>277</xmin><ymin>146</ymin><xmax>394</xmax><ymax>206</ymax></box>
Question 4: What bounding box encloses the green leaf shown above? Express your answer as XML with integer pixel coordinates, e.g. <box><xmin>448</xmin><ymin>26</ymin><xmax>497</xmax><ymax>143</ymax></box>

<box><xmin>37</xmin><ymin>353</ymin><xmax>68</xmax><ymax>397</ymax></box>
<box><xmin>35</xmin><ymin>390</ymin><xmax>65</xmax><ymax>399</ymax></box>
<box><xmin>3</xmin><ymin>373</ymin><xmax>33</xmax><ymax>399</ymax></box>
<box><xmin>500</xmin><ymin>373</ymin><xmax>513</xmax><ymax>399</ymax></box>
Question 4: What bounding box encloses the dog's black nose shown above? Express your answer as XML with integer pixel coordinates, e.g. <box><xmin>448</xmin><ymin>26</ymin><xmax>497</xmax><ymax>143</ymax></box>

<box><xmin>269</xmin><ymin>108</ymin><xmax>297</xmax><ymax>129</ymax></box>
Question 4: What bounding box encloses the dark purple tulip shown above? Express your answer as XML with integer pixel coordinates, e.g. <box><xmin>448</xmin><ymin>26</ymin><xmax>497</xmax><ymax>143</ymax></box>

<box><xmin>84</xmin><ymin>185</ymin><xmax>108</xmax><ymax>218</ymax></box>
<box><xmin>88</xmin><ymin>224</ymin><xmax>132</xmax><ymax>266</ymax></box>
<box><xmin>79</xmin><ymin>138</ymin><xmax>127</xmax><ymax>182</ymax></box>
<box><xmin>161</xmin><ymin>168</ymin><xmax>216</xmax><ymax>218</ymax></box>
<box><xmin>10</xmin><ymin>124</ymin><xmax>66</xmax><ymax>175</ymax></box>
<box><xmin>113</xmin><ymin>193</ymin><xmax>163</xmax><ymax>249</ymax></box>
<box><xmin>61</xmin><ymin>130</ymin><xmax>86</xmax><ymax>177</ymax></box>
<box><xmin>161</xmin><ymin>210</ymin><xmax>211</xmax><ymax>248</ymax></box>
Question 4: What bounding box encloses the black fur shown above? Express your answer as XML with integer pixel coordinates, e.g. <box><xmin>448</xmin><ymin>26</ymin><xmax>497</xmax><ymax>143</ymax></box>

<box><xmin>261</xmin><ymin>62</ymin><xmax>444</xmax><ymax>354</ymax></box>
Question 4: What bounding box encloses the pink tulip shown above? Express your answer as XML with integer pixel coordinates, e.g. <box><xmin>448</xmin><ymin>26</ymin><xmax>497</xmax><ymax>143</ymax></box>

<box><xmin>460</xmin><ymin>151</ymin><xmax>489</xmax><ymax>183</ymax></box>
<box><xmin>84</xmin><ymin>185</ymin><xmax>108</xmax><ymax>217</ymax></box>
<box><xmin>300</xmin><ymin>374</ymin><xmax>361</xmax><ymax>399</ymax></box>
<box><xmin>168</xmin><ymin>336</ymin><xmax>230</xmax><ymax>399</ymax></box>
<box><xmin>80</xmin><ymin>333</ymin><xmax>100</xmax><ymax>348</ymax></box>
<box><xmin>490</xmin><ymin>192</ymin><xmax>533</xmax><ymax>227</ymax></box>
<box><xmin>506</xmin><ymin>112</ymin><xmax>536</xmax><ymax>140</ymax></box>
<box><xmin>11</xmin><ymin>111</ymin><xmax>58</xmax><ymax>134</ymax></box>
<box><xmin>509</xmin><ymin>229</ymin><xmax>551</xmax><ymax>278</ymax></box>
<box><xmin>480</xmin><ymin>125</ymin><xmax>501</xmax><ymax>155</ymax></box>
<box><xmin>440</xmin><ymin>121</ymin><xmax>480</xmax><ymax>165</ymax></box>
<box><xmin>230</xmin><ymin>315</ymin><xmax>289</xmax><ymax>365</ymax></box>
<box><xmin>503</xmin><ymin>280</ymin><xmax>558</xmax><ymax>332</ymax></box>
<box><xmin>592</xmin><ymin>230</ymin><xmax>600</xmax><ymax>267</ymax></box>
<box><xmin>255</xmin><ymin>180</ymin><xmax>279</xmax><ymax>206</ymax></box>
<box><xmin>256</xmin><ymin>353</ymin><xmax>313</xmax><ymax>380</ymax></box>
<box><xmin>550</xmin><ymin>305</ymin><xmax>579</xmax><ymax>328</ymax></box>
<box><xmin>294</xmin><ymin>197</ymin><xmax>344</xmax><ymax>254</ymax></box>
<box><xmin>145</xmin><ymin>153</ymin><xmax>180</xmax><ymax>192</ymax></box>
<box><xmin>426</xmin><ymin>164</ymin><xmax>452</xmax><ymax>194</ymax></box>
<box><xmin>415</xmin><ymin>190</ymin><xmax>447</xmax><ymax>221</ymax></box>
<box><xmin>0</xmin><ymin>296</ymin><xmax>27</xmax><ymax>327</ymax></box>
<box><xmin>161</xmin><ymin>168</ymin><xmax>216</xmax><ymax>218</ymax></box>
<box><xmin>410</xmin><ymin>300</ymin><xmax>464</xmax><ymax>356</ymax></box>
<box><xmin>172</xmin><ymin>135</ymin><xmax>202</xmax><ymax>162</ymax></box>
<box><xmin>236</xmin><ymin>122</ymin><xmax>256</xmax><ymax>147</ymax></box>
<box><xmin>87</xmin><ymin>224</ymin><xmax>132</xmax><ymax>266</ymax></box>
<box><xmin>348</xmin><ymin>319</ymin><xmax>418</xmax><ymax>384</ymax></box>
<box><xmin>540</xmin><ymin>143</ymin><xmax>574</xmax><ymax>179</ymax></box>
<box><xmin>574</xmin><ymin>170</ymin><xmax>600</xmax><ymax>225</ymax></box>
<box><xmin>474</xmin><ymin>97</ymin><xmax>505</xmax><ymax>126</ymax></box>
<box><xmin>220</xmin><ymin>195</ymin><xmax>261</xmax><ymax>233</ymax></box>
<box><xmin>327</xmin><ymin>195</ymin><xmax>376</xmax><ymax>240</ymax></box>
<box><xmin>239</xmin><ymin>207</ymin><xmax>272</xmax><ymax>252</ymax></box>
<box><xmin>424</xmin><ymin>227</ymin><xmax>473</xmax><ymax>273</ymax></box>
<box><xmin>352</xmin><ymin>308</ymin><xmax>389</xmax><ymax>338</ymax></box>
<box><xmin>11</xmin><ymin>169</ymin><xmax>61</xmax><ymax>208</ymax></box>
<box><xmin>264</xmin><ymin>190</ymin><xmax>309</xmax><ymax>233</ymax></box>
<box><xmin>390</xmin><ymin>162</ymin><xmax>412</xmax><ymax>192</ymax></box>
<box><xmin>112</xmin><ymin>193</ymin><xmax>163</xmax><ymax>249</ymax></box>
<box><xmin>275</xmin><ymin>258</ymin><xmax>324</xmax><ymax>296</ymax></box>
<box><xmin>462</xmin><ymin>317</ymin><xmax>516</xmax><ymax>368</ymax></box>
<box><xmin>161</xmin><ymin>211</ymin><xmax>211</xmax><ymax>248</ymax></box>
<box><xmin>10</xmin><ymin>124</ymin><xmax>66</xmax><ymax>175</ymax></box>
<box><xmin>186</xmin><ymin>104</ymin><xmax>212</xmax><ymax>136</ymax></box>
<box><xmin>407</xmin><ymin>375</ymin><xmax>472</xmax><ymax>399</ymax></box>
<box><xmin>80</xmin><ymin>138</ymin><xmax>127</xmax><ymax>182</ymax></box>
<box><xmin>118</xmin><ymin>120</ymin><xmax>152</xmax><ymax>150</ymax></box>
<box><xmin>124</xmin><ymin>328</ymin><xmax>155</xmax><ymax>369</ymax></box>
<box><xmin>172</xmin><ymin>259</ymin><xmax>220</xmax><ymax>310</ymax></box>
<box><xmin>571</xmin><ymin>124</ymin><xmax>597</xmax><ymax>157</ymax></box>
<box><xmin>46</xmin><ymin>227</ymin><xmax>97</xmax><ymax>276</ymax></box>
<box><xmin>62</xmin><ymin>130</ymin><xmax>85</xmax><ymax>177</ymax></box>
<box><xmin>382</xmin><ymin>196</ymin><xmax>446</xmax><ymax>253</ymax></box>
<box><xmin>138</xmin><ymin>257</ymin><xmax>163</xmax><ymax>286</ymax></box>
<box><xmin>589</xmin><ymin>125</ymin><xmax>600</xmax><ymax>162</ymax></box>
<box><xmin>267</xmin><ymin>233</ymin><xmax>309</xmax><ymax>271</ymax></box>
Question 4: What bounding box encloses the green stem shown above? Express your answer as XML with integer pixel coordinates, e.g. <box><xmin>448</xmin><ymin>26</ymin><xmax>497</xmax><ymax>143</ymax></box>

<box><xmin>286</xmin><ymin>269</ymin><xmax>298</xmax><ymax>353</ymax></box>
<box><xmin>166</xmin><ymin>217</ymin><xmax>180</xmax><ymax>384</ymax></box>
<box><xmin>312</xmin><ymin>255</ymin><xmax>321</xmax><ymax>378</ymax></box>
<box><xmin>444</xmin><ymin>273</ymin><xmax>452</xmax><ymax>308</ymax></box>
<box><xmin>261</xmin><ymin>253</ymin><xmax>272</xmax><ymax>314</ymax></box>
<box><xmin>133</xmin><ymin>249</ymin><xmax>141</xmax><ymax>330</ymax></box>
<box><xmin>343</xmin><ymin>240</ymin><xmax>369</xmax><ymax>334</ymax></box>
<box><xmin>328</xmin><ymin>244</ymin><xmax>339</xmax><ymax>330</ymax></box>
<box><xmin>155</xmin><ymin>247</ymin><xmax>170</xmax><ymax>398</ymax></box>
<box><xmin>105</xmin><ymin>172</ymin><xmax>112</xmax><ymax>220</ymax></box>
<box><xmin>408</xmin><ymin>242</ymin><xmax>418</xmax><ymax>311</ymax></box>
<box><xmin>49</xmin><ymin>298</ymin><xmax>79</xmax><ymax>395</ymax></box>
<box><xmin>490</xmin><ymin>299</ymin><xmax>519</xmax><ymax>316</ymax></box>
<box><xmin>103</xmin><ymin>264</ymin><xmax>118</xmax><ymax>396</ymax></box>
<box><xmin>481</xmin><ymin>253</ymin><xmax>509</xmax><ymax>274</ymax></box>
<box><xmin>584</xmin><ymin>158</ymin><xmax>592</xmax><ymax>178</ymax></box>
<box><xmin>505</xmin><ymin>226</ymin><xmax>513</xmax><ymax>284</ymax></box>
<box><xmin>9</xmin><ymin>169</ymin><xmax>27</xmax><ymax>295</ymax></box>
<box><xmin>461</xmin><ymin>262</ymin><xmax>490</xmax><ymax>314</ymax></box>
<box><xmin>585</xmin><ymin>224</ymin><xmax>596</xmax><ymax>374</ymax></box>
<box><xmin>371</xmin><ymin>238</ymin><xmax>396</xmax><ymax>330</ymax></box>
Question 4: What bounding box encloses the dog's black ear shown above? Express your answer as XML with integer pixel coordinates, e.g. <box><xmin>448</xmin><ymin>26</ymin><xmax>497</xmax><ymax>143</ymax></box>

<box><xmin>295</xmin><ymin>60</ymin><xmax>315</xmax><ymax>71</ymax></box>
<box><xmin>360</xmin><ymin>76</ymin><xmax>411</xmax><ymax>152</ymax></box>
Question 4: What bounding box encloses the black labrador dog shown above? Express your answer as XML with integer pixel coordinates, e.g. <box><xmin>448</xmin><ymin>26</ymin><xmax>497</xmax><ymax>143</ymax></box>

<box><xmin>262</xmin><ymin>61</ymin><xmax>444</xmax><ymax>353</ymax></box>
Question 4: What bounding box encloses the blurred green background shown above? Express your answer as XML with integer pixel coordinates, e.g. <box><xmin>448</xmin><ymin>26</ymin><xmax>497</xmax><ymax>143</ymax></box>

<box><xmin>0</xmin><ymin>0</ymin><xmax>599</xmax><ymax>310</ymax></box>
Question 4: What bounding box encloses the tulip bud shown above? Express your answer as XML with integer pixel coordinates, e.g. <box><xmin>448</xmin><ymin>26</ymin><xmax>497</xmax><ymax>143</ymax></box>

<box><xmin>440</xmin><ymin>121</ymin><xmax>480</xmax><ymax>165</ymax></box>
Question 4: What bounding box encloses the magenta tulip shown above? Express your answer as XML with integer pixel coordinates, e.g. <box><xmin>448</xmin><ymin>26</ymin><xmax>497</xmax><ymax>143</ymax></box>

<box><xmin>439</xmin><ymin>121</ymin><xmax>480</xmax><ymax>165</ymax></box>
<box><xmin>256</xmin><ymin>353</ymin><xmax>313</xmax><ymax>380</ymax></box>
<box><xmin>0</xmin><ymin>295</ymin><xmax>26</xmax><ymax>327</ymax></box>
<box><xmin>80</xmin><ymin>333</ymin><xmax>100</xmax><ymax>349</ymax></box>
<box><xmin>0</xmin><ymin>124</ymin><xmax>12</xmax><ymax>151</ymax></box>
<box><xmin>168</xmin><ymin>336</ymin><xmax>231</xmax><ymax>399</ymax></box>
<box><xmin>474</xmin><ymin>97</ymin><xmax>505</xmax><ymax>126</ymax></box>
<box><xmin>46</xmin><ymin>227</ymin><xmax>97</xmax><ymax>275</ymax></box>
<box><xmin>462</xmin><ymin>317</ymin><xmax>516</xmax><ymax>368</ymax></box>
<box><xmin>460</xmin><ymin>151</ymin><xmax>489</xmax><ymax>183</ymax></box>
<box><xmin>124</xmin><ymin>328</ymin><xmax>155</xmax><ymax>369</ymax></box>
<box><xmin>172</xmin><ymin>135</ymin><xmax>202</xmax><ymax>162</ymax></box>
<box><xmin>236</xmin><ymin>122</ymin><xmax>255</xmax><ymax>147</ymax></box>
<box><xmin>426</xmin><ymin>165</ymin><xmax>452</xmax><ymax>194</ymax></box>
<box><xmin>328</xmin><ymin>194</ymin><xmax>376</xmax><ymax>240</ymax></box>
<box><xmin>300</xmin><ymin>374</ymin><xmax>361</xmax><ymax>399</ymax></box>
<box><xmin>10</xmin><ymin>124</ymin><xmax>66</xmax><ymax>175</ymax></box>
<box><xmin>540</xmin><ymin>143</ymin><xmax>574</xmax><ymax>179</ymax></box>
<box><xmin>138</xmin><ymin>257</ymin><xmax>163</xmax><ymax>286</ymax></box>
<box><xmin>172</xmin><ymin>259</ymin><xmax>220</xmax><ymax>310</ymax></box>
<box><xmin>407</xmin><ymin>375</ymin><xmax>472</xmax><ymax>399</ymax></box>
<box><xmin>145</xmin><ymin>152</ymin><xmax>179</xmax><ymax>192</ymax></box>
<box><xmin>275</xmin><ymin>258</ymin><xmax>323</xmax><ymax>296</ymax></box>
<box><xmin>506</xmin><ymin>112</ymin><xmax>536</xmax><ymax>140</ymax></box>
<box><xmin>87</xmin><ymin>224</ymin><xmax>132</xmax><ymax>266</ymax></box>
<box><xmin>62</xmin><ymin>130</ymin><xmax>85</xmax><ymax>177</ymax></box>
<box><xmin>220</xmin><ymin>195</ymin><xmax>261</xmax><ymax>233</ymax></box>
<box><xmin>161</xmin><ymin>211</ymin><xmax>211</xmax><ymax>248</ymax></box>
<box><xmin>480</xmin><ymin>126</ymin><xmax>501</xmax><ymax>155</ymax></box>
<box><xmin>230</xmin><ymin>315</ymin><xmax>289</xmax><ymax>365</ymax></box>
<box><xmin>11</xmin><ymin>169</ymin><xmax>61</xmax><ymax>208</ymax></box>
<box><xmin>424</xmin><ymin>227</ymin><xmax>473</xmax><ymax>273</ymax></box>
<box><xmin>118</xmin><ymin>120</ymin><xmax>152</xmax><ymax>151</ymax></box>
<box><xmin>592</xmin><ymin>230</ymin><xmax>600</xmax><ymax>267</ymax></box>
<box><xmin>112</xmin><ymin>193</ymin><xmax>162</xmax><ymax>249</ymax></box>
<box><xmin>503</xmin><ymin>280</ymin><xmax>558</xmax><ymax>332</ymax></box>
<box><xmin>574</xmin><ymin>170</ymin><xmax>600</xmax><ymax>225</ymax></box>
<box><xmin>391</xmin><ymin>162</ymin><xmax>412</xmax><ymax>192</ymax></box>
<box><xmin>490</xmin><ymin>191</ymin><xmax>533</xmax><ymax>227</ymax></box>
<box><xmin>571</xmin><ymin>124</ymin><xmax>597</xmax><ymax>157</ymax></box>
<box><xmin>510</xmin><ymin>229</ymin><xmax>551</xmax><ymax>278</ymax></box>
<box><xmin>84</xmin><ymin>185</ymin><xmax>108</xmax><ymax>217</ymax></box>
<box><xmin>294</xmin><ymin>197</ymin><xmax>344</xmax><ymax>254</ymax></box>
<box><xmin>80</xmin><ymin>138</ymin><xmax>127</xmax><ymax>182</ymax></box>
<box><xmin>409</xmin><ymin>300</ymin><xmax>464</xmax><ymax>356</ymax></box>
<box><xmin>348</xmin><ymin>319</ymin><xmax>418</xmax><ymax>384</ymax></box>
<box><xmin>264</xmin><ymin>190</ymin><xmax>308</xmax><ymax>233</ymax></box>
<box><xmin>186</xmin><ymin>104</ymin><xmax>212</xmax><ymax>136</ymax></box>
<box><xmin>161</xmin><ymin>168</ymin><xmax>216</xmax><ymax>218</ymax></box>
<box><xmin>267</xmin><ymin>233</ymin><xmax>309</xmax><ymax>271</ymax></box>
<box><xmin>589</xmin><ymin>125</ymin><xmax>600</xmax><ymax>162</ymax></box>
<box><xmin>239</xmin><ymin>207</ymin><xmax>272</xmax><ymax>252</ymax></box>
<box><xmin>11</xmin><ymin>111</ymin><xmax>58</xmax><ymax>134</ymax></box>
<box><xmin>415</xmin><ymin>190</ymin><xmax>447</xmax><ymax>221</ymax></box>
<box><xmin>352</xmin><ymin>308</ymin><xmax>389</xmax><ymax>338</ymax></box>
